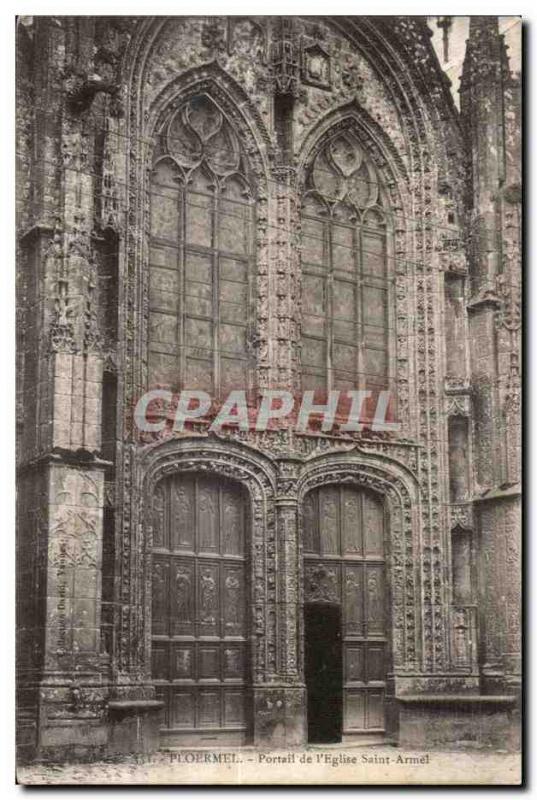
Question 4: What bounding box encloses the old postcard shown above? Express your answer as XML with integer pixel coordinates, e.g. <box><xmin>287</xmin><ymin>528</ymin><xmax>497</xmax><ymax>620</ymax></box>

<box><xmin>15</xmin><ymin>13</ymin><xmax>522</xmax><ymax>785</ymax></box>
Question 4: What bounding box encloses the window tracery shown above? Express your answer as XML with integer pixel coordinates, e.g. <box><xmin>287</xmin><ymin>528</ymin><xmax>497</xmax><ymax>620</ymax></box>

<box><xmin>300</xmin><ymin>131</ymin><xmax>392</xmax><ymax>395</ymax></box>
<box><xmin>149</xmin><ymin>95</ymin><xmax>255</xmax><ymax>398</ymax></box>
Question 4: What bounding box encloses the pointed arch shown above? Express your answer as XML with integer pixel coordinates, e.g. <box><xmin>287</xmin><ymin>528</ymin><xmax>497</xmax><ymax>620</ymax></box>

<box><xmin>148</xmin><ymin>90</ymin><xmax>257</xmax><ymax>397</ymax></box>
<box><xmin>297</xmin><ymin>104</ymin><xmax>401</xmax><ymax>398</ymax></box>
<box><xmin>147</xmin><ymin>63</ymin><xmax>272</xmax><ymax>188</ymax></box>
<box><xmin>296</xmin><ymin>447</ymin><xmax>422</xmax><ymax>673</ymax></box>
<box><xmin>296</xmin><ymin>99</ymin><xmax>410</xmax><ymax>201</ymax></box>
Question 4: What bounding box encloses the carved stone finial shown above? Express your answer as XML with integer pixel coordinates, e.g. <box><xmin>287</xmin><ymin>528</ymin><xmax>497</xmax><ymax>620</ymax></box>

<box><xmin>270</xmin><ymin>17</ymin><xmax>300</xmax><ymax>97</ymax></box>
<box><xmin>436</xmin><ymin>16</ymin><xmax>453</xmax><ymax>63</ymax></box>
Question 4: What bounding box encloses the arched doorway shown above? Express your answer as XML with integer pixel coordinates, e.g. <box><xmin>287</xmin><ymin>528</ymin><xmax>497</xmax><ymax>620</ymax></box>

<box><xmin>151</xmin><ymin>473</ymin><xmax>251</xmax><ymax>746</ymax></box>
<box><xmin>303</xmin><ymin>484</ymin><xmax>389</xmax><ymax>743</ymax></box>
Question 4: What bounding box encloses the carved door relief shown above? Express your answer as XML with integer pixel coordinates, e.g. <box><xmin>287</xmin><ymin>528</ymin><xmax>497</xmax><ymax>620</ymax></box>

<box><xmin>303</xmin><ymin>485</ymin><xmax>388</xmax><ymax>740</ymax></box>
<box><xmin>151</xmin><ymin>473</ymin><xmax>250</xmax><ymax>745</ymax></box>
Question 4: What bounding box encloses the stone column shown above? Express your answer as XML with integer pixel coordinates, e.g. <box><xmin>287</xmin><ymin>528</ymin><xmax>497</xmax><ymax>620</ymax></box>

<box><xmin>477</xmin><ymin>493</ymin><xmax>521</xmax><ymax>693</ymax></box>
<box><xmin>38</xmin><ymin>459</ymin><xmax>108</xmax><ymax>758</ymax></box>
<box><xmin>254</xmin><ymin>460</ymin><xmax>306</xmax><ymax>747</ymax></box>
<box><xmin>270</xmin><ymin>166</ymin><xmax>301</xmax><ymax>394</ymax></box>
<box><xmin>37</xmin><ymin>231</ymin><xmax>110</xmax><ymax>760</ymax></box>
<box><xmin>17</xmin><ymin>17</ymin><xmax>120</xmax><ymax>759</ymax></box>
<box><xmin>461</xmin><ymin>18</ymin><xmax>507</xmax><ymax>491</ymax></box>
<box><xmin>461</xmin><ymin>18</ymin><xmax>521</xmax><ymax>700</ymax></box>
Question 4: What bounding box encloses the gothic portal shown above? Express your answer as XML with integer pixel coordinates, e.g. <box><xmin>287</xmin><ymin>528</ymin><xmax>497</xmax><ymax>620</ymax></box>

<box><xmin>16</xmin><ymin>16</ymin><xmax>521</xmax><ymax>762</ymax></box>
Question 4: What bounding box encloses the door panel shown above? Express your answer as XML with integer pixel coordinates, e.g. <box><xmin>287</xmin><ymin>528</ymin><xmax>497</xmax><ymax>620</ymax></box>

<box><xmin>344</xmin><ymin>563</ymin><xmax>364</xmax><ymax>635</ymax></box>
<box><xmin>365</xmin><ymin>564</ymin><xmax>385</xmax><ymax>636</ymax></box>
<box><xmin>342</xmin><ymin>487</ymin><xmax>362</xmax><ymax>554</ymax></box>
<box><xmin>152</xmin><ymin>474</ymin><xmax>250</xmax><ymax>745</ymax></box>
<box><xmin>171</xmin><ymin>560</ymin><xmax>194</xmax><ymax>636</ymax></box>
<box><xmin>303</xmin><ymin>485</ymin><xmax>387</xmax><ymax>740</ymax></box>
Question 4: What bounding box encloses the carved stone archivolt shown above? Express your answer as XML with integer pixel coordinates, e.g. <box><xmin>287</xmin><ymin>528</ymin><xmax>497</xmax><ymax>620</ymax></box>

<box><xmin>128</xmin><ymin>437</ymin><xmax>427</xmax><ymax>688</ymax></box>
<box><xmin>296</xmin><ymin>452</ymin><xmax>420</xmax><ymax>672</ymax></box>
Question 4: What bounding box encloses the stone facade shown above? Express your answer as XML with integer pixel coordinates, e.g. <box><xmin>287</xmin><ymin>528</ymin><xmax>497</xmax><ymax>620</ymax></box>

<box><xmin>16</xmin><ymin>16</ymin><xmax>521</xmax><ymax>762</ymax></box>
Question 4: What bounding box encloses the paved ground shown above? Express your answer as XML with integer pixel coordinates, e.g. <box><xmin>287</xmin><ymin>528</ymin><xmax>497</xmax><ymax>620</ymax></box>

<box><xmin>17</xmin><ymin>746</ymin><xmax>522</xmax><ymax>785</ymax></box>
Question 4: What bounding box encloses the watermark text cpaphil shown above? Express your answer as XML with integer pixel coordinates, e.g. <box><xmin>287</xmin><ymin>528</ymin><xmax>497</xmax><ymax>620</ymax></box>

<box><xmin>133</xmin><ymin>388</ymin><xmax>399</xmax><ymax>435</ymax></box>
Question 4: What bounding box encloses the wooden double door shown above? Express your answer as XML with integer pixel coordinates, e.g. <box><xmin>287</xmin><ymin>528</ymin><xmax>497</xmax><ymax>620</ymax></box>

<box><xmin>151</xmin><ymin>473</ymin><xmax>250</xmax><ymax>745</ymax></box>
<box><xmin>303</xmin><ymin>485</ymin><xmax>389</xmax><ymax>742</ymax></box>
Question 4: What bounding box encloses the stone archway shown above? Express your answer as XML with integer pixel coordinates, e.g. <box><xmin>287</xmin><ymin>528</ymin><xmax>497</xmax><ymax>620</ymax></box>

<box><xmin>302</xmin><ymin>483</ymin><xmax>389</xmax><ymax>743</ymax></box>
<box><xmin>296</xmin><ymin>453</ymin><xmax>422</xmax><ymax>723</ymax></box>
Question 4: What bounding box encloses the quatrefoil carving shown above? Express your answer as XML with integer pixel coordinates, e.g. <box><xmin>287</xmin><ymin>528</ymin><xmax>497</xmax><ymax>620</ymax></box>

<box><xmin>166</xmin><ymin>94</ymin><xmax>241</xmax><ymax>177</ymax></box>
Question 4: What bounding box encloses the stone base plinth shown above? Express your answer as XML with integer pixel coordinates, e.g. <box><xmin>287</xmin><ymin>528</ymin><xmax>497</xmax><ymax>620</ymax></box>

<box><xmin>37</xmin><ymin>720</ymin><xmax>108</xmax><ymax>763</ymax></box>
<box><xmin>107</xmin><ymin>700</ymin><xmax>164</xmax><ymax>756</ymax></box>
<box><xmin>397</xmin><ymin>695</ymin><xmax>520</xmax><ymax>751</ymax></box>
<box><xmin>16</xmin><ymin>710</ymin><xmax>38</xmax><ymax>764</ymax></box>
<box><xmin>395</xmin><ymin>675</ymin><xmax>480</xmax><ymax>695</ymax></box>
<box><xmin>253</xmin><ymin>686</ymin><xmax>306</xmax><ymax>747</ymax></box>
<box><xmin>34</xmin><ymin>679</ymin><xmax>110</xmax><ymax>762</ymax></box>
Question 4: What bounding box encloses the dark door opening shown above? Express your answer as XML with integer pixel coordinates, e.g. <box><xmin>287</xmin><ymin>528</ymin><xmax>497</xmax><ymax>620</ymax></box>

<box><xmin>305</xmin><ymin>603</ymin><xmax>343</xmax><ymax>743</ymax></box>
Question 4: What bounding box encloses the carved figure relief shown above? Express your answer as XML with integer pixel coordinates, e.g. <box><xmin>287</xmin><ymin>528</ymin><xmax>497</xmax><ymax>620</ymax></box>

<box><xmin>224</xmin><ymin>571</ymin><xmax>241</xmax><ymax>629</ymax></box>
<box><xmin>305</xmin><ymin>563</ymin><xmax>339</xmax><ymax>602</ymax></box>
<box><xmin>200</xmin><ymin>568</ymin><xmax>218</xmax><ymax>625</ymax></box>
<box><xmin>175</xmin><ymin>565</ymin><xmax>192</xmax><ymax>623</ymax></box>
<box><xmin>176</xmin><ymin>648</ymin><xmax>192</xmax><ymax>677</ymax></box>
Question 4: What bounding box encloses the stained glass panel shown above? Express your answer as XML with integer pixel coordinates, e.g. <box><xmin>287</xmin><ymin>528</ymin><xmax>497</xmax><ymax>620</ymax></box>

<box><xmin>149</xmin><ymin>95</ymin><xmax>254</xmax><ymax>396</ymax></box>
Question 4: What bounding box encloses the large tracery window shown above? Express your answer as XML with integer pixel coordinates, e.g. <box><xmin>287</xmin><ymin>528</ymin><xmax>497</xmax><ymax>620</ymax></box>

<box><xmin>301</xmin><ymin>132</ymin><xmax>393</xmax><ymax>395</ymax></box>
<box><xmin>149</xmin><ymin>95</ymin><xmax>255</xmax><ymax>398</ymax></box>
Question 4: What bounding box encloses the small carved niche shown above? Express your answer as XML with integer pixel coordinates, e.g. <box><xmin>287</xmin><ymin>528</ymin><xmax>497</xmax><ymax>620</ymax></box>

<box><xmin>451</xmin><ymin>526</ymin><xmax>473</xmax><ymax>605</ymax></box>
<box><xmin>274</xmin><ymin>92</ymin><xmax>294</xmax><ymax>164</ymax></box>
<box><xmin>94</xmin><ymin>228</ymin><xmax>119</xmax><ymax>348</ymax></box>
<box><xmin>444</xmin><ymin>274</ymin><xmax>466</xmax><ymax>382</ymax></box>
<box><xmin>448</xmin><ymin>416</ymin><xmax>470</xmax><ymax>502</ymax></box>
<box><xmin>101</xmin><ymin>371</ymin><xmax>117</xmax><ymax>463</ymax></box>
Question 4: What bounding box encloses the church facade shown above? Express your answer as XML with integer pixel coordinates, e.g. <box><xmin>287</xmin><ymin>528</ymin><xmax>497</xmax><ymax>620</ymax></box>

<box><xmin>16</xmin><ymin>15</ymin><xmax>521</xmax><ymax>762</ymax></box>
